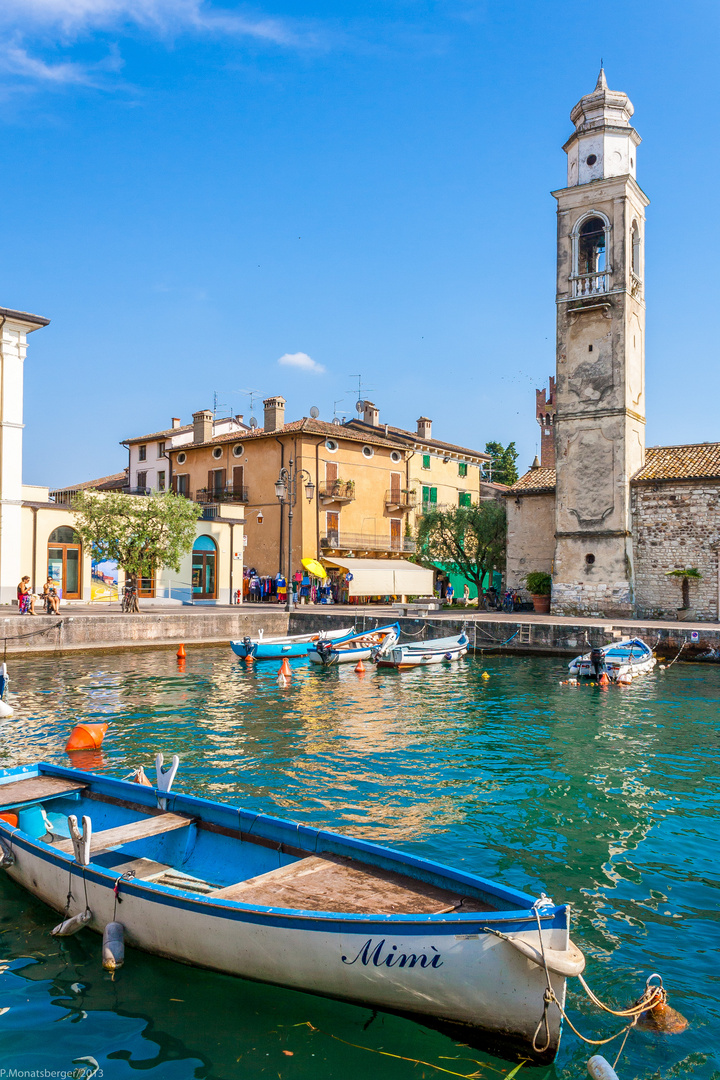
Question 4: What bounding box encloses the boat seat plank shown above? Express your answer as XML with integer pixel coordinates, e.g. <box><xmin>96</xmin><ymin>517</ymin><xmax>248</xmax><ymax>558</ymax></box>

<box><xmin>0</xmin><ymin>776</ymin><xmax>86</xmax><ymax>808</ymax></box>
<box><xmin>92</xmin><ymin>853</ymin><xmax>173</xmax><ymax>880</ymax></box>
<box><xmin>209</xmin><ymin>854</ymin><xmax>492</xmax><ymax>915</ymax></box>
<box><xmin>54</xmin><ymin>812</ymin><xmax>193</xmax><ymax>855</ymax></box>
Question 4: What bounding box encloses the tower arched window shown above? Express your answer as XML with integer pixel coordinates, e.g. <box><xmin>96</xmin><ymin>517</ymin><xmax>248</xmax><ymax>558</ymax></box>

<box><xmin>572</xmin><ymin>213</ymin><xmax>610</xmax><ymax>296</ymax></box>
<box><xmin>631</xmin><ymin>221</ymin><xmax>641</xmax><ymax>278</ymax></box>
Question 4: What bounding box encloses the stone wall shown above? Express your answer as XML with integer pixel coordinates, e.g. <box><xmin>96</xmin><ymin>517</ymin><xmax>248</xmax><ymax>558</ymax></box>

<box><xmin>505</xmin><ymin>492</ymin><xmax>556</xmax><ymax>591</ymax></box>
<box><xmin>632</xmin><ymin>481</ymin><xmax>720</xmax><ymax>620</ymax></box>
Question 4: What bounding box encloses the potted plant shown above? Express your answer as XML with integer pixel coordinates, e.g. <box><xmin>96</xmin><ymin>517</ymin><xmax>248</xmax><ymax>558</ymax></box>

<box><xmin>665</xmin><ymin>567</ymin><xmax>702</xmax><ymax>621</ymax></box>
<box><xmin>525</xmin><ymin>571</ymin><xmax>552</xmax><ymax>614</ymax></box>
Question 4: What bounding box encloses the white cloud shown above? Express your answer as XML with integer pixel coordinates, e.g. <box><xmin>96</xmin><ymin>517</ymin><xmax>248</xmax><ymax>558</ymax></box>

<box><xmin>0</xmin><ymin>41</ymin><xmax>123</xmax><ymax>85</ymax></box>
<box><xmin>278</xmin><ymin>352</ymin><xmax>325</xmax><ymax>375</ymax></box>
<box><xmin>0</xmin><ymin>0</ymin><xmax>316</xmax><ymax>47</ymax></box>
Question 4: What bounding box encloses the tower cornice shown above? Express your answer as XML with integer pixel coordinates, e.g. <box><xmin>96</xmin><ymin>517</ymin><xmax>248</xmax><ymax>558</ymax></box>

<box><xmin>551</xmin><ymin>173</ymin><xmax>650</xmax><ymax>207</ymax></box>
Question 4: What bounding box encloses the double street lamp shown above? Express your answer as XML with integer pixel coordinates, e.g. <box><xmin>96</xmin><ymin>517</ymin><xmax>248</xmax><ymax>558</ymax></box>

<box><xmin>275</xmin><ymin>457</ymin><xmax>315</xmax><ymax>612</ymax></box>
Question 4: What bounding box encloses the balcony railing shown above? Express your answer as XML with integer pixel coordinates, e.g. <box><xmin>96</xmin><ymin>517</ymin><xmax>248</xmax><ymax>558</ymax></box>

<box><xmin>123</xmin><ymin>486</ymin><xmax>153</xmax><ymax>496</ymax></box>
<box><xmin>572</xmin><ymin>271</ymin><xmax>608</xmax><ymax>297</ymax></box>
<box><xmin>385</xmin><ymin>488</ymin><xmax>417</xmax><ymax>511</ymax></box>
<box><xmin>195</xmin><ymin>485</ymin><xmax>249</xmax><ymax>505</ymax></box>
<box><xmin>321</xmin><ymin>532</ymin><xmax>416</xmax><ymax>554</ymax></box>
<box><xmin>319</xmin><ymin>481</ymin><xmax>356</xmax><ymax>503</ymax></box>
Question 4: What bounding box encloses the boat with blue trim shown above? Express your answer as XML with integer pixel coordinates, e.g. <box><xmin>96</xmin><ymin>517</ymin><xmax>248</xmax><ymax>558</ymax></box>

<box><xmin>377</xmin><ymin>631</ymin><xmax>470</xmax><ymax>669</ymax></box>
<box><xmin>230</xmin><ymin>626</ymin><xmax>354</xmax><ymax>660</ymax></box>
<box><xmin>307</xmin><ymin>623</ymin><xmax>401</xmax><ymax>666</ymax></box>
<box><xmin>568</xmin><ymin>638</ymin><xmax>656</xmax><ymax>682</ymax></box>
<box><xmin>0</xmin><ymin>760</ymin><xmax>584</xmax><ymax>1061</ymax></box>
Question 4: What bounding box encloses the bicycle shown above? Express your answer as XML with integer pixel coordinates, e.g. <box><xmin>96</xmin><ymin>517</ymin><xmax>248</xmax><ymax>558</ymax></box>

<box><xmin>483</xmin><ymin>587</ymin><xmax>503</xmax><ymax>611</ymax></box>
<box><xmin>121</xmin><ymin>584</ymin><xmax>139</xmax><ymax>613</ymax></box>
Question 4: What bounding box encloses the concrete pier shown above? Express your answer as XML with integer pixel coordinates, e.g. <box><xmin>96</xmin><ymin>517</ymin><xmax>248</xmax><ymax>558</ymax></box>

<box><xmin>2</xmin><ymin>605</ymin><xmax>719</xmax><ymax>662</ymax></box>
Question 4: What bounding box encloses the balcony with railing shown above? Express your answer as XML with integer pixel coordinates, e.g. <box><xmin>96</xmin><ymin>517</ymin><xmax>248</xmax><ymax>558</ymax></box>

<box><xmin>385</xmin><ymin>488</ymin><xmax>417</xmax><ymax>511</ymax></box>
<box><xmin>572</xmin><ymin>271</ymin><xmax>609</xmax><ymax>298</ymax></box>
<box><xmin>318</xmin><ymin>480</ymin><xmax>355</xmax><ymax>504</ymax></box>
<box><xmin>195</xmin><ymin>485</ymin><xmax>249</xmax><ymax>505</ymax></box>
<box><xmin>321</xmin><ymin>532</ymin><xmax>416</xmax><ymax>554</ymax></box>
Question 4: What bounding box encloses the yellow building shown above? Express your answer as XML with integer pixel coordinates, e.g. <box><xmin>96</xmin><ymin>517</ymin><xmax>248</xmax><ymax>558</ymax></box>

<box><xmin>165</xmin><ymin>396</ymin><xmax>491</xmax><ymax>597</ymax></box>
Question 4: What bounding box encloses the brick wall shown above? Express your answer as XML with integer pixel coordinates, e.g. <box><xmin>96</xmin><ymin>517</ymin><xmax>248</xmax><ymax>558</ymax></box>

<box><xmin>632</xmin><ymin>481</ymin><xmax>720</xmax><ymax>620</ymax></box>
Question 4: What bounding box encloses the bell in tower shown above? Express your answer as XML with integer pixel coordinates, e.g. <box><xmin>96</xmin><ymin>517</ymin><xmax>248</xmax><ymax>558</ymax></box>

<box><xmin>551</xmin><ymin>70</ymin><xmax>648</xmax><ymax>617</ymax></box>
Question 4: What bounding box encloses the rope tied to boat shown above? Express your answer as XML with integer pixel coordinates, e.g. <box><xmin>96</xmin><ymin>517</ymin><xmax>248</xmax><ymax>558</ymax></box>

<box><xmin>113</xmin><ymin>869</ymin><xmax>135</xmax><ymax>919</ymax></box>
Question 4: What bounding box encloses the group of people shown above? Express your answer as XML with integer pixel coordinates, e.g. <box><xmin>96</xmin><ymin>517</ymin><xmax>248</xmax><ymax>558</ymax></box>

<box><xmin>17</xmin><ymin>576</ymin><xmax>61</xmax><ymax>615</ymax></box>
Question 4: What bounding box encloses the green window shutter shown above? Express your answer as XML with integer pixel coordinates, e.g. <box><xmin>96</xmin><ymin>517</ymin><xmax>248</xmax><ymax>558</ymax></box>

<box><xmin>422</xmin><ymin>454</ymin><xmax>431</xmax><ymax>470</ymax></box>
<box><xmin>458</xmin><ymin>462</ymin><xmax>467</xmax><ymax>477</ymax></box>
<box><xmin>459</xmin><ymin>491</ymin><xmax>471</xmax><ymax>507</ymax></box>
<box><xmin>422</xmin><ymin>486</ymin><xmax>430</xmax><ymax>504</ymax></box>
<box><xmin>430</xmin><ymin>487</ymin><xmax>437</xmax><ymax>504</ymax></box>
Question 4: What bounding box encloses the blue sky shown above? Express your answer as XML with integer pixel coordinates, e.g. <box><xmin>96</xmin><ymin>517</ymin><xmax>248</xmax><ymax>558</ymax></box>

<box><xmin>2</xmin><ymin>0</ymin><xmax>718</xmax><ymax>487</ymax></box>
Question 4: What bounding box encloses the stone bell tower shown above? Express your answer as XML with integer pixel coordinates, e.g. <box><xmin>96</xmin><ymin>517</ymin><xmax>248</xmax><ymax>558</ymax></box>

<box><xmin>551</xmin><ymin>70</ymin><xmax>648</xmax><ymax>617</ymax></box>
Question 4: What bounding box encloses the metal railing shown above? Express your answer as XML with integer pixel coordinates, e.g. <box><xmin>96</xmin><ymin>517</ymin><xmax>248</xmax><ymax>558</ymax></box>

<box><xmin>384</xmin><ymin>488</ymin><xmax>417</xmax><ymax>510</ymax></box>
<box><xmin>318</xmin><ymin>481</ymin><xmax>356</xmax><ymax>502</ymax></box>
<box><xmin>572</xmin><ymin>271</ymin><xmax>608</xmax><ymax>297</ymax></box>
<box><xmin>123</xmin><ymin>486</ymin><xmax>153</xmax><ymax>496</ymax></box>
<box><xmin>195</xmin><ymin>485</ymin><xmax>249</xmax><ymax>505</ymax></box>
<box><xmin>321</xmin><ymin>533</ymin><xmax>416</xmax><ymax>553</ymax></box>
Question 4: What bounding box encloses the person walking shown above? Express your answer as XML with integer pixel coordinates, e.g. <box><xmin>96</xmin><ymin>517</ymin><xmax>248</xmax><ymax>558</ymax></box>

<box><xmin>445</xmin><ymin>581</ymin><xmax>454</xmax><ymax>606</ymax></box>
<box><xmin>463</xmin><ymin>583</ymin><xmax>470</xmax><ymax>607</ymax></box>
<box><xmin>17</xmin><ymin>577</ymin><xmax>36</xmax><ymax>615</ymax></box>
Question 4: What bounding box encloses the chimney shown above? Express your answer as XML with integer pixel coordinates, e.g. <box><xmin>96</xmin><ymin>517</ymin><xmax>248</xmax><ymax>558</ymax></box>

<box><xmin>171</xmin><ymin>417</ymin><xmax>182</xmax><ymax>429</ymax></box>
<box><xmin>363</xmin><ymin>401</ymin><xmax>379</xmax><ymax>427</ymax></box>
<box><xmin>263</xmin><ymin>396</ymin><xmax>286</xmax><ymax>432</ymax></box>
<box><xmin>417</xmin><ymin>416</ymin><xmax>432</xmax><ymax>440</ymax></box>
<box><xmin>535</xmin><ymin>377</ymin><xmax>556</xmax><ymax>467</ymax></box>
<box><xmin>192</xmin><ymin>409</ymin><xmax>213</xmax><ymax>444</ymax></box>
<box><xmin>234</xmin><ymin>414</ymin><xmax>244</xmax><ymax>426</ymax></box>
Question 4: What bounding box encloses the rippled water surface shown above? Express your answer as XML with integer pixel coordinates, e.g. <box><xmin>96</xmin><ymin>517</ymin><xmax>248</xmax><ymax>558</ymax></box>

<box><xmin>0</xmin><ymin>647</ymin><xmax>718</xmax><ymax>1079</ymax></box>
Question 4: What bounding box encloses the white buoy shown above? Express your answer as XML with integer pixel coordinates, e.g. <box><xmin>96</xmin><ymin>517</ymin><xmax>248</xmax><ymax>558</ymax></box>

<box><xmin>102</xmin><ymin>921</ymin><xmax>125</xmax><ymax>970</ymax></box>
<box><xmin>52</xmin><ymin>909</ymin><xmax>92</xmax><ymax>936</ymax></box>
<box><xmin>587</xmin><ymin>1056</ymin><xmax>620</xmax><ymax>1080</ymax></box>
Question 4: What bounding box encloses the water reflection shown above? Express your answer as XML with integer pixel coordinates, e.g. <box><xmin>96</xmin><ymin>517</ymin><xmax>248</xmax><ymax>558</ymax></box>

<box><xmin>0</xmin><ymin>649</ymin><xmax>718</xmax><ymax>1078</ymax></box>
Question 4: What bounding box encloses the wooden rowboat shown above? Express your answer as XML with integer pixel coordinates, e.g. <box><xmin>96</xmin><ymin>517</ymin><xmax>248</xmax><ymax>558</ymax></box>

<box><xmin>307</xmin><ymin>623</ymin><xmax>400</xmax><ymax>665</ymax></box>
<box><xmin>0</xmin><ymin>761</ymin><xmax>584</xmax><ymax>1062</ymax></box>
<box><xmin>377</xmin><ymin>632</ymin><xmax>470</xmax><ymax>669</ymax></box>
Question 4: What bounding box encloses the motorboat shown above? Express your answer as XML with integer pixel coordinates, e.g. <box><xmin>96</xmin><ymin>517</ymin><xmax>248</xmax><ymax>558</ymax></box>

<box><xmin>568</xmin><ymin>638</ymin><xmax>656</xmax><ymax>681</ymax></box>
<box><xmin>0</xmin><ymin>759</ymin><xmax>585</xmax><ymax>1062</ymax></box>
<box><xmin>377</xmin><ymin>631</ymin><xmax>470</xmax><ymax>670</ymax></box>
<box><xmin>307</xmin><ymin>623</ymin><xmax>400</xmax><ymax>666</ymax></box>
<box><xmin>230</xmin><ymin>626</ymin><xmax>354</xmax><ymax>661</ymax></box>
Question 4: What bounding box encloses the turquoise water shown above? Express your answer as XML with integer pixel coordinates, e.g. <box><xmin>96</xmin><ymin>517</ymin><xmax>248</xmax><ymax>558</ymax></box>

<box><xmin>0</xmin><ymin>647</ymin><xmax>718</xmax><ymax>1079</ymax></box>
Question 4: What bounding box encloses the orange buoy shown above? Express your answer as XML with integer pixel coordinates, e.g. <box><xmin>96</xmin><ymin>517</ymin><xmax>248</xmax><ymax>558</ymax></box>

<box><xmin>279</xmin><ymin>658</ymin><xmax>292</xmax><ymax>678</ymax></box>
<box><xmin>277</xmin><ymin>673</ymin><xmax>290</xmax><ymax>687</ymax></box>
<box><xmin>599</xmin><ymin>672</ymin><xmax>609</xmax><ymax>686</ymax></box>
<box><xmin>176</xmin><ymin>657</ymin><xmax>186</xmax><ymax>673</ymax></box>
<box><xmin>0</xmin><ymin>811</ymin><xmax>18</xmax><ymax>827</ymax></box>
<box><xmin>354</xmin><ymin>660</ymin><xmax>365</xmax><ymax>673</ymax></box>
<box><xmin>176</xmin><ymin>643</ymin><xmax>186</xmax><ymax>659</ymax></box>
<box><xmin>65</xmin><ymin>722</ymin><xmax>109</xmax><ymax>752</ymax></box>
<box><xmin>636</xmin><ymin>991</ymin><xmax>689</xmax><ymax>1034</ymax></box>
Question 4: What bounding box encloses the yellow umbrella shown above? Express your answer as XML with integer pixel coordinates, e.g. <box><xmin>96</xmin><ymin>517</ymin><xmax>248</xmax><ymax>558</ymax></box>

<box><xmin>301</xmin><ymin>558</ymin><xmax>327</xmax><ymax>579</ymax></box>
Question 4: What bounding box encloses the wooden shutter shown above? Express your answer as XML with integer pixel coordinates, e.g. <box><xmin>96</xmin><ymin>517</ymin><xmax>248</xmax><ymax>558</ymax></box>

<box><xmin>219</xmin><ymin>468</ymin><xmax>226</xmax><ymax>491</ymax></box>
<box><xmin>171</xmin><ymin>475</ymin><xmax>178</xmax><ymax>493</ymax></box>
<box><xmin>326</xmin><ymin>461</ymin><xmax>338</xmax><ymax>484</ymax></box>
<box><xmin>208</xmin><ymin>470</ymin><xmax>214</xmax><ymax>493</ymax></box>
<box><xmin>390</xmin><ymin>472</ymin><xmax>401</xmax><ymax>499</ymax></box>
<box><xmin>233</xmin><ymin>466</ymin><xmax>244</xmax><ymax>493</ymax></box>
<box><xmin>390</xmin><ymin>518</ymin><xmax>401</xmax><ymax>549</ymax></box>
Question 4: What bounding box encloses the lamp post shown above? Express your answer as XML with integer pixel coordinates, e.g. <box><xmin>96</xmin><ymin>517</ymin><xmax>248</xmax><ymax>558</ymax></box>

<box><xmin>275</xmin><ymin>457</ymin><xmax>315</xmax><ymax>612</ymax></box>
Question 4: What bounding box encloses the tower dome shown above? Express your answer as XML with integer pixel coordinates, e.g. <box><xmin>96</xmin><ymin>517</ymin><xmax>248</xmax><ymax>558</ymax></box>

<box><xmin>563</xmin><ymin>69</ymin><xmax>641</xmax><ymax>187</ymax></box>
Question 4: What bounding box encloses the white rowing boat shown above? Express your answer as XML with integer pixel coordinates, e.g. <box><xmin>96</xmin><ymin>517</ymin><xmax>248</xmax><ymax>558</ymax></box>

<box><xmin>377</xmin><ymin>631</ymin><xmax>470</xmax><ymax>669</ymax></box>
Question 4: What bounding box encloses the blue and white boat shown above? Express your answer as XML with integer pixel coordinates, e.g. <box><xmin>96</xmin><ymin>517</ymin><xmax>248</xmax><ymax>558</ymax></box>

<box><xmin>230</xmin><ymin>626</ymin><xmax>354</xmax><ymax>661</ymax></box>
<box><xmin>377</xmin><ymin>631</ymin><xmax>470</xmax><ymax>670</ymax></box>
<box><xmin>0</xmin><ymin>760</ymin><xmax>584</xmax><ymax>1061</ymax></box>
<box><xmin>568</xmin><ymin>638</ymin><xmax>656</xmax><ymax>682</ymax></box>
<box><xmin>307</xmin><ymin>623</ymin><xmax>400</xmax><ymax>665</ymax></box>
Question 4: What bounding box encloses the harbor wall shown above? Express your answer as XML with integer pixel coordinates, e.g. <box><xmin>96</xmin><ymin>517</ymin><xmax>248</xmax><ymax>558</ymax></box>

<box><xmin>3</xmin><ymin>607</ymin><xmax>719</xmax><ymax>662</ymax></box>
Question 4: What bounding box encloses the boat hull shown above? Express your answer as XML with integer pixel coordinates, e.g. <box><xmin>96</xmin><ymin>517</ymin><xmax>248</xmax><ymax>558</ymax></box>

<box><xmin>378</xmin><ymin>634</ymin><xmax>469</xmax><ymax>669</ymax></box>
<box><xmin>231</xmin><ymin>628</ymin><xmax>354</xmax><ymax>660</ymax></box>
<box><xmin>568</xmin><ymin>637</ymin><xmax>656</xmax><ymax>680</ymax></box>
<box><xmin>308</xmin><ymin>646</ymin><xmax>373</xmax><ymax>665</ymax></box>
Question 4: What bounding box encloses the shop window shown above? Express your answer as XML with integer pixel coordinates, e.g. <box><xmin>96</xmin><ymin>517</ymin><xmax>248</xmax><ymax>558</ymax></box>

<box><xmin>458</xmin><ymin>462</ymin><xmax>468</xmax><ymax>477</ymax></box>
<box><xmin>422</xmin><ymin>454</ymin><xmax>431</xmax><ymax>470</ymax></box>
<box><xmin>192</xmin><ymin>535</ymin><xmax>217</xmax><ymax>599</ymax></box>
<box><xmin>47</xmin><ymin>527</ymin><xmax>82</xmax><ymax>600</ymax></box>
<box><xmin>138</xmin><ymin>445</ymin><xmax>147</xmax><ymax>461</ymax></box>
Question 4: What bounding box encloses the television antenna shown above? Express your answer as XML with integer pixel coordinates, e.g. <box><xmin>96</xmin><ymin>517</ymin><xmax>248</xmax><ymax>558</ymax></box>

<box><xmin>348</xmin><ymin>375</ymin><xmax>374</xmax><ymax>407</ymax></box>
<box><xmin>213</xmin><ymin>391</ymin><xmax>230</xmax><ymax>433</ymax></box>
<box><xmin>309</xmin><ymin>405</ymin><xmax>320</xmax><ymax>419</ymax></box>
<box><xmin>333</xmin><ymin>398</ymin><xmax>346</xmax><ymax>423</ymax></box>
<box><xmin>236</xmin><ymin>388</ymin><xmax>262</xmax><ymax>429</ymax></box>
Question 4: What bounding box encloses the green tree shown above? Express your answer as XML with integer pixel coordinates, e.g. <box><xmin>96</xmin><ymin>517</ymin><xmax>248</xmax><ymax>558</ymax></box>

<box><xmin>72</xmin><ymin>491</ymin><xmax>202</xmax><ymax>608</ymax></box>
<box><xmin>416</xmin><ymin>502</ymin><xmax>507</xmax><ymax>600</ymax></box>
<box><xmin>485</xmin><ymin>441</ymin><xmax>519</xmax><ymax>486</ymax></box>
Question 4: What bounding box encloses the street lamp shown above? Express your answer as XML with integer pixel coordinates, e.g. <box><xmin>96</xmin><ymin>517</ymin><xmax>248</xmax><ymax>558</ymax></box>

<box><xmin>275</xmin><ymin>457</ymin><xmax>315</xmax><ymax>612</ymax></box>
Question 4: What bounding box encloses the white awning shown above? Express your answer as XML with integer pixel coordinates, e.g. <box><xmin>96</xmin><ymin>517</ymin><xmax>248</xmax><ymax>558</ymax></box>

<box><xmin>321</xmin><ymin>556</ymin><xmax>434</xmax><ymax>597</ymax></box>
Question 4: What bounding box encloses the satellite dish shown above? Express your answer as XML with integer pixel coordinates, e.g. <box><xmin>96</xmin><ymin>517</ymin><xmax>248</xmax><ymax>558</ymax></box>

<box><xmin>332</xmin><ymin>417</ymin><xmax>342</xmax><ymax>426</ymax></box>
<box><xmin>309</xmin><ymin>406</ymin><xmax>319</xmax><ymax>419</ymax></box>
<box><xmin>356</xmin><ymin>400</ymin><xmax>365</xmax><ymax>414</ymax></box>
<box><xmin>249</xmin><ymin>417</ymin><xmax>258</xmax><ymax>429</ymax></box>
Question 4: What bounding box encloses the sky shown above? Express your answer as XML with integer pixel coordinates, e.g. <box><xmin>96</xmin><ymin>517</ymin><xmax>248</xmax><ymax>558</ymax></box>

<box><xmin>2</xmin><ymin>0</ymin><xmax>719</xmax><ymax>487</ymax></box>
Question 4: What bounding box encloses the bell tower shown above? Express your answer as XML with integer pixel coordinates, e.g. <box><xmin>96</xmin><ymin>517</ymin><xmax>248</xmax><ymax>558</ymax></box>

<box><xmin>551</xmin><ymin>70</ymin><xmax>648</xmax><ymax>616</ymax></box>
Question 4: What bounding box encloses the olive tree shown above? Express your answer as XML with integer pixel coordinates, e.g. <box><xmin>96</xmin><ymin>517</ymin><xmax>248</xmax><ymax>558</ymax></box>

<box><xmin>416</xmin><ymin>501</ymin><xmax>507</xmax><ymax>600</ymax></box>
<box><xmin>72</xmin><ymin>491</ymin><xmax>202</xmax><ymax>608</ymax></box>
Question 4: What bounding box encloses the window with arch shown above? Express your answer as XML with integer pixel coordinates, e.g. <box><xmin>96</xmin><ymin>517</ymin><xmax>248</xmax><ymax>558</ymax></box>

<box><xmin>192</xmin><ymin>535</ymin><xmax>217</xmax><ymax>600</ymax></box>
<box><xmin>573</xmin><ymin>213</ymin><xmax>610</xmax><ymax>296</ymax></box>
<box><xmin>631</xmin><ymin>221</ymin><xmax>641</xmax><ymax>278</ymax></box>
<box><xmin>47</xmin><ymin>527</ymin><xmax>82</xmax><ymax>600</ymax></box>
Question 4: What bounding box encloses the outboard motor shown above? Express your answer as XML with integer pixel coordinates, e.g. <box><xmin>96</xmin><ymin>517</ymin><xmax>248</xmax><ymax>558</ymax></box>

<box><xmin>242</xmin><ymin>636</ymin><xmax>252</xmax><ymax>657</ymax></box>
<box><xmin>315</xmin><ymin>639</ymin><xmax>333</xmax><ymax>665</ymax></box>
<box><xmin>590</xmin><ymin>647</ymin><xmax>605</xmax><ymax>678</ymax></box>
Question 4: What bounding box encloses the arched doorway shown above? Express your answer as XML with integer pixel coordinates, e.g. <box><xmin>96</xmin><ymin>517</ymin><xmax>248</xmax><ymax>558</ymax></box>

<box><xmin>192</xmin><ymin>535</ymin><xmax>217</xmax><ymax>600</ymax></box>
<box><xmin>48</xmin><ymin>527</ymin><xmax>82</xmax><ymax>600</ymax></box>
